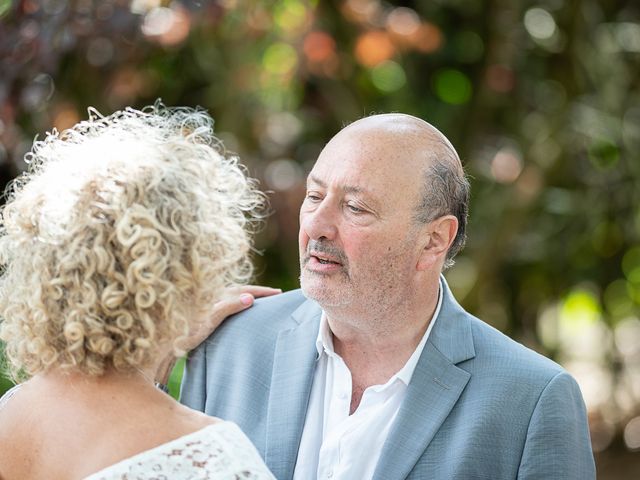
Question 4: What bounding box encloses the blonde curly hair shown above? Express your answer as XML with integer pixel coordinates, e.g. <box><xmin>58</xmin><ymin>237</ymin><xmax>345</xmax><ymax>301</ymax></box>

<box><xmin>0</xmin><ymin>103</ymin><xmax>264</xmax><ymax>379</ymax></box>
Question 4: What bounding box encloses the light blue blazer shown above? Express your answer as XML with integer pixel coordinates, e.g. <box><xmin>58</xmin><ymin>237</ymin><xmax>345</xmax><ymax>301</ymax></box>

<box><xmin>181</xmin><ymin>279</ymin><xmax>595</xmax><ymax>479</ymax></box>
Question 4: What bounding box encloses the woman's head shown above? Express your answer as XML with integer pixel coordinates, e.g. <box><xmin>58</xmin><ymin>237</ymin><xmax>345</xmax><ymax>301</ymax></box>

<box><xmin>0</xmin><ymin>103</ymin><xmax>264</xmax><ymax>379</ymax></box>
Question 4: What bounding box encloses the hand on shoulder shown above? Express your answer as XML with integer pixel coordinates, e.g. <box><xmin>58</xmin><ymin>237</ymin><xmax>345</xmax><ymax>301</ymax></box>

<box><xmin>155</xmin><ymin>285</ymin><xmax>282</xmax><ymax>384</ymax></box>
<box><xmin>179</xmin><ymin>285</ymin><xmax>282</xmax><ymax>353</ymax></box>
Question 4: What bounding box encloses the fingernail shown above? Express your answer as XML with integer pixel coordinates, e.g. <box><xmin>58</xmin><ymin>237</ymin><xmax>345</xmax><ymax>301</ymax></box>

<box><xmin>240</xmin><ymin>293</ymin><xmax>253</xmax><ymax>305</ymax></box>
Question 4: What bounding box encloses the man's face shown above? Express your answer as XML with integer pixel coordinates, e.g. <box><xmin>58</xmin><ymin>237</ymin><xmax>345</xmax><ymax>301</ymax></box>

<box><xmin>298</xmin><ymin>123</ymin><xmax>427</xmax><ymax>315</ymax></box>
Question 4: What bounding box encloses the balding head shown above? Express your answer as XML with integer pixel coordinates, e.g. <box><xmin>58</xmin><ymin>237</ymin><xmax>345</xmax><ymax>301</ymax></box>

<box><xmin>328</xmin><ymin>113</ymin><xmax>469</xmax><ymax>268</ymax></box>
<box><xmin>340</xmin><ymin>113</ymin><xmax>462</xmax><ymax>173</ymax></box>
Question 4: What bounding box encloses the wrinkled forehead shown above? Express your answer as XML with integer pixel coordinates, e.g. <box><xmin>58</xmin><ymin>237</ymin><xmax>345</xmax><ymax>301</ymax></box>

<box><xmin>308</xmin><ymin>124</ymin><xmax>423</xmax><ymax>207</ymax></box>
<box><xmin>315</xmin><ymin>115</ymin><xmax>457</xmax><ymax>175</ymax></box>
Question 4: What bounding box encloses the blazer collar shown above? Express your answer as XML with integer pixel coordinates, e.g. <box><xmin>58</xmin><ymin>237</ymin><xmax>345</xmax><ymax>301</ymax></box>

<box><xmin>264</xmin><ymin>297</ymin><xmax>322</xmax><ymax>480</ymax></box>
<box><xmin>373</xmin><ymin>275</ymin><xmax>476</xmax><ymax>480</ymax></box>
<box><xmin>428</xmin><ymin>275</ymin><xmax>476</xmax><ymax>364</ymax></box>
<box><xmin>264</xmin><ymin>278</ymin><xmax>476</xmax><ymax>480</ymax></box>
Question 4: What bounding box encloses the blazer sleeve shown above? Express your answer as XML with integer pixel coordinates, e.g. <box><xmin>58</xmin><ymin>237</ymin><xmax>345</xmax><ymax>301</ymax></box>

<box><xmin>517</xmin><ymin>371</ymin><xmax>595</xmax><ymax>479</ymax></box>
<box><xmin>179</xmin><ymin>341</ymin><xmax>208</xmax><ymax>412</ymax></box>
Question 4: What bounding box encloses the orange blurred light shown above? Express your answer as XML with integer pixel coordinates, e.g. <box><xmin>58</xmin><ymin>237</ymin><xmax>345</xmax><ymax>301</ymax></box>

<box><xmin>355</xmin><ymin>30</ymin><xmax>395</xmax><ymax>67</ymax></box>
<box><xmin>304</xmin><ymin>31</ymin><xmax>336</xmax><ymax>62</ymax></box>
<box><xmin>53</xmin><ymin>104</ymin><xmax>80</xmax><ymax>132</ymax></box>
<box><xmin>486</xmin><ymin>64</ymin><xmax>515</xmax><ymax>93</ymax></box>
<box><xmin>410</xmin><ymin>22</ymin><xmax>443</xmax><ymax>53</ymax></box>
<box><xmin>304</xmin><ymin>31</ymin><xmax>339</xmax><ymax>77</ymax></box>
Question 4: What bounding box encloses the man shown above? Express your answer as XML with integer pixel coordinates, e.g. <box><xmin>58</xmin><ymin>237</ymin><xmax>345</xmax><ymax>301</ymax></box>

<box><xmin>180</xmin><ymin>114</ymin><xmax>595</xmax><ymax>479</ymax></box>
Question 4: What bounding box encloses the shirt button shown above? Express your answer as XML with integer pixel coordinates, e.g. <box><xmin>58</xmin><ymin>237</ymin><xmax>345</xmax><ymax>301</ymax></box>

<box><xmin>338</xmin><ymin>391</ymin><xmax>348</xmax><ymax>400</ymax></box>
<box><xmin>327</xmin><ymin>471</ymin><xmax>333</xmax><ymax>478</ymax></box>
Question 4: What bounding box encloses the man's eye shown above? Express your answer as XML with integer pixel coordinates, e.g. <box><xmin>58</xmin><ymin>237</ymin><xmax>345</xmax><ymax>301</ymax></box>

<box><xmin>306</xmin><ymin>193</ymin><xmax>322</xmax><ymax>202</ymax></box>
<box><xmin>346</xmin><ymin>203</ymin><xmax>364</xmax><ymax>214</ymax></box>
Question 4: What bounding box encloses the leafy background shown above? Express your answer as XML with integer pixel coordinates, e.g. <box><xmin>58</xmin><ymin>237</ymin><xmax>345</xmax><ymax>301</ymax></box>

<box><xmin>1</xmin><ymin>0</ymin><xmax>639</xmax><ymax>476</ymax></box>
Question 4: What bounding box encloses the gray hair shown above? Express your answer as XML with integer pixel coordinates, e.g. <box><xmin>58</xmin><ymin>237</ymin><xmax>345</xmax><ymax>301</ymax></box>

<box><xmin>414</xmin><ymin>159</ymin><xmax>470</xmax><ymax>269</ymax></box>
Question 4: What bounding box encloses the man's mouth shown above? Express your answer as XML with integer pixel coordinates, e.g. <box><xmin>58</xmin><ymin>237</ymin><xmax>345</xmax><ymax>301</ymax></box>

<box><xmin>311</xmin><ymin>254</ymin><xmax>341</xmax><ymax>266</ymax></box>
<box><xmin>304</xmin><ymin>241</ymin><xmax>347</xmax><ymax>272</ymax></box>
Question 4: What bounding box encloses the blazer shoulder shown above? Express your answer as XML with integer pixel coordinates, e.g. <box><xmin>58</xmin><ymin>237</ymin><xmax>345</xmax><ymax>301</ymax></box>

<box><xmin>245</xmin><ymin>288</ymin><xmax>309</xmax><ymax>316</ymax></box>
<box><xmin>467</xmin><ymin>315</ymin><xmax>565</xmax><ymax>381</ymax></box>
<box><xmin>204</xmin><ymin>289</ymin><xmax>311</xmax><ymax>342</ymax></box>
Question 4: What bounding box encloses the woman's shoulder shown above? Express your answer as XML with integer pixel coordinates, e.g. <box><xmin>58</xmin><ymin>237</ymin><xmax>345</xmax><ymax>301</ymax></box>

<box><xmin>84</xmin><ymin>421</ymin><xmax>275</xmax><ymax>480</ymax></box>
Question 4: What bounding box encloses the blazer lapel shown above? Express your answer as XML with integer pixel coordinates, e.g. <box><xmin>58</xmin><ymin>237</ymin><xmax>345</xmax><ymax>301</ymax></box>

<box><xmin>265</xmin><ymin>299</ymin><xmax>322</xmax><ymax>480</ymax></box>
<box><xmin>373</xmin><ymin>277</ymin><xmax>476</xmax><ymax>480</ymax></box>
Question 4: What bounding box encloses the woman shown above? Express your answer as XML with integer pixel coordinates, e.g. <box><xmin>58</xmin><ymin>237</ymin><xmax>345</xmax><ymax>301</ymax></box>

<box><xmin>0</xmin><ymin>104</ymin><xmax>278</xmax><ymax>479</ymax></box>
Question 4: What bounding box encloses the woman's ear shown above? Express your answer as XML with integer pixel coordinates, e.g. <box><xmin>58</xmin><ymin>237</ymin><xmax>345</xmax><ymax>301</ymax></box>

<box><xmin>417</xmin><ymin>215</ymin><xmax>458</xmax><ymax>271</ymax></box>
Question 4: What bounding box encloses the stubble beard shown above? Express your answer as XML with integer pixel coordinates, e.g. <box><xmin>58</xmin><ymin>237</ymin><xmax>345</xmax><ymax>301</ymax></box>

<box><xmin>299</xmin><ymin>260</ymin><xmax>353</xmax><ymax>307</ymax></box>
<box><xmin>299</xmin><ymin>239</ymin><xmax>353</xmax><ymax>307</ymax></box>
<box><xmin>301</xmin><ymin>244</ymin><xmax>418</xmax><ymax>332</ymax></box>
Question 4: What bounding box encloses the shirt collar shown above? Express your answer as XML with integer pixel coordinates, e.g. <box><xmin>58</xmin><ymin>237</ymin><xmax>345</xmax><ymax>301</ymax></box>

<box><xmin>314</xmin><ymin>278</ymin><xmax>444</xmax><ymax>386</ymax></box>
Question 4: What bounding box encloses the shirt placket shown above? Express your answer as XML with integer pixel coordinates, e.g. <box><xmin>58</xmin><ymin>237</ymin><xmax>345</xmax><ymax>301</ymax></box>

<box><xmin>318</xmin><ymin>353</ymin><xmax>353</xmax><ymax>479</ymax></box>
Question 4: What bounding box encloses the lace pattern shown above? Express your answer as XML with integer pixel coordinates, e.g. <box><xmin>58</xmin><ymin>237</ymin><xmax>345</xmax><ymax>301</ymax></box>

<box><xmin>84</xmin><ymin>421</ymin><xmax>275</xmax><ymax>480</ymax></box>
<box><xmin>0</xmin><ymin>383</ymin><xmax>22</xmax><ymax>412</ymax></box>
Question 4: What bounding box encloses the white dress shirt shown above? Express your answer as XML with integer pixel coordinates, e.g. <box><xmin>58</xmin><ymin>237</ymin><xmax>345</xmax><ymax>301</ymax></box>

<box><xmin>293</xmin><ymin>283</ymin><xmax>443</xmax><ymax>480</ymax></box>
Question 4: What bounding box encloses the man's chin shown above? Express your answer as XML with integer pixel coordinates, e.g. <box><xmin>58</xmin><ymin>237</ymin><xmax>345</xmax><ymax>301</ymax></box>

<box><xmin>300</xmin><ymin>278</ymin><xmax>348</xmax><ymax>307</ymax></box>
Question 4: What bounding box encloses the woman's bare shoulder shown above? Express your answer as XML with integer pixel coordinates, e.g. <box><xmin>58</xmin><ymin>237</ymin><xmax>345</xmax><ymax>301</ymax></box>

<box><xmin>167</xmin><ymin>397</ymin><xmax>221</xmax><ymax>432</ymax></box>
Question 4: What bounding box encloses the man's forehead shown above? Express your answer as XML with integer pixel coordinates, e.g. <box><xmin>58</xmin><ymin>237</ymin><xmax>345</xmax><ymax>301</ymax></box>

<box><xmin>325</xmin><ymin>113</ymin><xmax>462</xmax><ymax>174</ymax></box>
<box><xmin>306</xmin><ymin>173</ymin><xmax>368</xmax><ymax>195</ymax></box>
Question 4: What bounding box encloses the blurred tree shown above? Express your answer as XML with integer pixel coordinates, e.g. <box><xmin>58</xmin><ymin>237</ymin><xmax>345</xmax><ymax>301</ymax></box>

<box><xmin>1</xmin><ymin>0</ymin><xmax>639</xmax><ymax>476</ymax></box>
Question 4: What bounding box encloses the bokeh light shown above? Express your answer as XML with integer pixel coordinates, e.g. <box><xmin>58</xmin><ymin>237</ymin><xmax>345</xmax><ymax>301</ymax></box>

<box><xmin>524</xmin><ymin>8</ymin><xmax>557</xmax><ymax>40</ymax></box>
<box><xmin>265</xmin><ymin>158</ymin><xmax>304</xmax><ymax>191</ymax></box>
<box><xmin>624</xmin><ymin>416</ymin><xmax>640</xmax><ymax>451</ymax></box>
<box><xmin>355</xmin><ymin>30</ymin><xmax>395</xmax><ymax>67</ymax></box>
<box><xmin>433</xmin><ymin>69</ymin><xmax>472</xmax><ymax>105</ymax></box>
<box><xmin>410</xmin><ymin>23</ymin><xmax>443</xmax><ymax>53</ymax></box>
<box><xmin>370</xmin><ymin>61</ymin><xmax>406</xmax><ymax>93</ymax></box>
<box><xmin>490</xmin><ymin>148</ymin><xmax>523</xmax><ymax>183</ymax></box>
<box><xmin>386</xmin><ymin>7</ymin><xmax>421</xmax><ymax>39</ymax></box>
<box><xmin>1</xmin><ymin>1</ymin><xmax>639</xmax><ymax>475</ymax></box>
<box><xmin>263</xmin><ymin>43</ymin><xmax>299</xmax><ymax>76</ymax></box>
<box><xmin>0</xmin><ymin>0</ymin><xmax>12</xmax><ymax>18</ymax></box>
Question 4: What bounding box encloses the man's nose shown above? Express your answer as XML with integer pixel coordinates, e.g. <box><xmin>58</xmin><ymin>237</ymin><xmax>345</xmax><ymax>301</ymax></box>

<box><xmin>301</xmin><ymin>201</ymin><xmax>338</xmax><ymax>241</ymax></box>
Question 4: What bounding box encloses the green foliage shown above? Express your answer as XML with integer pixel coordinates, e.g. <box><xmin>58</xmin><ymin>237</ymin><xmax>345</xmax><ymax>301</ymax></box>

<box><xmin>0</xmin><ymin>342</ymin><xmax>15</xmax><ymax>394</ymax></box>
<box><xmin>0</xmin><ymin>0</ymin><xmax>639</xmax><ymax>467</ymax></box>
<box><xmin>168</xmin><ymin>357</ymin><xmax>186</xmax><ymax>401</ymax></box>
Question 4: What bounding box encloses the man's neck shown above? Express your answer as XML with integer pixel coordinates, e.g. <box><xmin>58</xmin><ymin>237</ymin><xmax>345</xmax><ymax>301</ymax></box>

<box><xmin>324</xmin><ymin>280</ymin><xmax>441</xmax><ymax>411</ymax></box>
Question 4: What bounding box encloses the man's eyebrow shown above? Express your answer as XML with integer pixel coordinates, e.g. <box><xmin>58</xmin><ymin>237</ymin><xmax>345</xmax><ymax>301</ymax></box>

<box><xmin>307</xmin><ymin>174</ymin><xmax>364</xmax><ymax>195</ymax></box>
<box><xmin>307</xmin><ymin>174</ymin><xmax>326</xmax><ymax>188</ymax></box>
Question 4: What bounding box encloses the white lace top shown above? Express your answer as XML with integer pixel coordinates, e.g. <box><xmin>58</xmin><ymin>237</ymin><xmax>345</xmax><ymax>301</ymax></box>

<box><xmin>83</xmin><ymin>421</ymin><xmax>275</xmax><ymax>480</ymax></box>
<box><xmin>0</xmin><ymin>385</ymin><xmax>273</xmax><ymax>479</ymax></box>
<box><xmin>0</xmin><ymin>383</ymin><xmax>21</xmax><ymax>411</ymax></box>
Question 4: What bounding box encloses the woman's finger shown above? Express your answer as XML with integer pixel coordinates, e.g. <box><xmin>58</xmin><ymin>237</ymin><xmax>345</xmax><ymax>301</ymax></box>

<box><xmin>182</xmin><ymin>288</ymin><xmax>282</xmax><ymax>352</ymax></box>
<box><xmin>236</xmin><ymin>285</ymin><xmax>282</xmax><ymax>298</ymax></box>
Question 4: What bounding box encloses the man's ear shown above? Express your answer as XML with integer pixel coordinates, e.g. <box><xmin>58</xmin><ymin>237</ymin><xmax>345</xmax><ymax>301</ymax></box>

<box><xmin>417</xmin><ymin>215</ymin><xmax>458</xmax><ymax>271</ymax></box>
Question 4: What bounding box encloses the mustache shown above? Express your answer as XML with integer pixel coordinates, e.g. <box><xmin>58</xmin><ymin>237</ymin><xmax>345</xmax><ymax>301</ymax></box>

<box><xmin>303</xmin><ymin>240</ymin><xmax>348</xmax><ymax>267</ymax></box>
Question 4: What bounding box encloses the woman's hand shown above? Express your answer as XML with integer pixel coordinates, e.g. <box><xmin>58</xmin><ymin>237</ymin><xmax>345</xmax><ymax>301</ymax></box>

<box><xmin>155</xmin><ymin>285</ymin><xmax>281</xmax><ymax>385</ymax></box>
<box><xmin>180</xmin><ymin>285</ymin><xmax>282</xmax><ymax>353</ymax></box>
